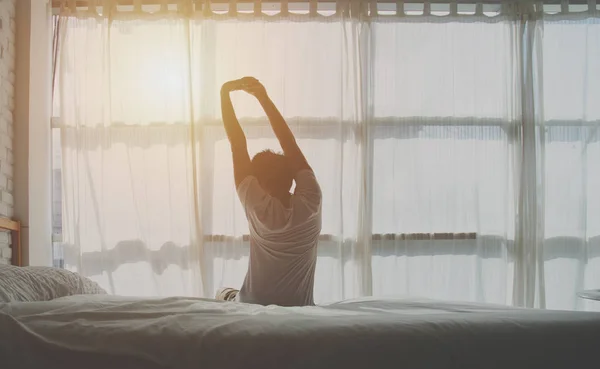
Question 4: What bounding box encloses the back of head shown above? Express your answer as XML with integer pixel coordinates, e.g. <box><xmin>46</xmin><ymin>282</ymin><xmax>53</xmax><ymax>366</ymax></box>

<box><xmin>252</xmin><ymin>150</ymin><xmax>293</xmax><ymax>196</ymax></box>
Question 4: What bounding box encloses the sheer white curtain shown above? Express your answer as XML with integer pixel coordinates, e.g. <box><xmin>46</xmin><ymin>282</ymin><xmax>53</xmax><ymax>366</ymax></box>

<box><xmin>53</xmin><ymin>0</ymin><xmax>600</xmax><ymax>309</ymax></box>
<box><xmin>55</xmin><ymin>1</ymin><xmax>365</xmax><ymax>301</ymax></box>
<box><xmin>535</xmin><ymin>7</ymin><xmax>600</xmax><ymax>310</ymax></box>
<box><xmin>56</xmin><ymin>16</ymin><xmax>203</xmax><ymax>296</ymax></box>
<box><xmin>193</xmin><ymin>7</ymin><xmax>367</xmax><ymax>302</ymax></box>
<box><xmin>369</xmin><ymin>13</ymin><xmax>521</xmax><ymax>305</ymax></box>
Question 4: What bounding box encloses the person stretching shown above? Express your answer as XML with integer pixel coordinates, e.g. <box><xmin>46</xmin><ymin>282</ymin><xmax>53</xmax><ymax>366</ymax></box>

<box><xmin>217</xmin><ymin>77</ymin><xmax>322</xmax><ymax>306</ymax></box>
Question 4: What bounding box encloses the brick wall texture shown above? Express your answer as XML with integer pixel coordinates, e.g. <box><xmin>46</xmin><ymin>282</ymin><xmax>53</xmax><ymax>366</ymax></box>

<box><xmin>0</xmin><ymin>0</ymin><xmax>15</xmax><ymax>265</ymax></box>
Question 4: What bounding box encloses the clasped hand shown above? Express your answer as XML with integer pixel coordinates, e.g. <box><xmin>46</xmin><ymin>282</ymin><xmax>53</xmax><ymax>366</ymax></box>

<box><xmin>221</xmin><ymin>77</ymin><xmax>267</xmax><ymax>99</ymax></box>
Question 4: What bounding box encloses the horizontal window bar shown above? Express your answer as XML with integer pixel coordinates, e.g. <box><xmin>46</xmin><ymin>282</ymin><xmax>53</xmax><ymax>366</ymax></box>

<box><xmin>206</xmin><ymin>233</ymin><xmax>477</xmax><ymax>242</ymax></box>
<box><xmin>53</xmin><ymin>233</ymin><xmax>478</xmax><ymax>242</ymax></box>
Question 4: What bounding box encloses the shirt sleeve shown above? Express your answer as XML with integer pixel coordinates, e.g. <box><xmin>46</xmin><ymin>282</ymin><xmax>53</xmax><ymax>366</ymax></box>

<box><xmin>237</xmin><ymin>175</ymin><xmax>270</xmax><ymax>213</ymax></box>
<box><xmin>294</xmin><ymin>169</ymin><xmax>322</xmax><ymax>210</ymax></box>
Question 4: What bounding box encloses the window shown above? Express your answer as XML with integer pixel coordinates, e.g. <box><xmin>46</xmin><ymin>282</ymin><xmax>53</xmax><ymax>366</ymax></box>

<box><xmin>50</xmin><ymin>11</ymin><xmax>516</xmax><ymax>302</ymax></box>
<box><xmin>51</xmin><ymin>2</ymin><xmax>600</xmax><ymax>309</ymax></box>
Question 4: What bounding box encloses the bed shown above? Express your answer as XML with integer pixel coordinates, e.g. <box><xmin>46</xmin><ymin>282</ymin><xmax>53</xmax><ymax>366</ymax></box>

<box><xmin>1</xmin><ymin>219</ymin><xmax>599</xmax><ymax>369</ymax></box>
<box><xmin>2</xmin><ymin>295</ymin><xmax>600</xmax><ymax>369</ymax></box>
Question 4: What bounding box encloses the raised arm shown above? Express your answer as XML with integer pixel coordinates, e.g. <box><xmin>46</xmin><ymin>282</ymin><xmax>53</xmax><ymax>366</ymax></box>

<box><xmin>221</xmin><ymin>80</ymin><xmax>253</xmax><ymax>188</ymax></box>
<box><xmin>240</xmin><ymin>77</ymin><xmax>311</xmax><ymax>174</ymax></box>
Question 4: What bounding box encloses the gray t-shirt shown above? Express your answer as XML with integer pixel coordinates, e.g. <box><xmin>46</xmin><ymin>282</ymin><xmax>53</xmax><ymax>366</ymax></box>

<box><xmin>236</xmin><ymin>169</ymin><xmax>322</xmax><ymax>306</ymax></box>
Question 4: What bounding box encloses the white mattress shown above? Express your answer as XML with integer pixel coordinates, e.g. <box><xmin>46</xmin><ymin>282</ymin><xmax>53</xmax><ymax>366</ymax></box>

<box><xmin>1</xmin><ymin>295</ymin><xmax>599</xmax><ymax>369</ymax></box>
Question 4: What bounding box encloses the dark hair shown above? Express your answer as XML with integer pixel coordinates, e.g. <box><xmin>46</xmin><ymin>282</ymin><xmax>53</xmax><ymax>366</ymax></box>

<box><xmin>252</xmin><ymin>150</ymin><xmax>293</xmax><ymax>195</ymax></box>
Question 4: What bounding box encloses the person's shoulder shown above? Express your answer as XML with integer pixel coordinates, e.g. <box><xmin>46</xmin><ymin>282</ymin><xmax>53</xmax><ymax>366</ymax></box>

<box><xmin>295</xmin><ymin>169</ymin><xmax>321</xmax><ymax>201</ymax></box>
<box><xmin>236</xmin><ymin>175</ymin><xmax>258</xmax><ymax>192</ymax></box>
<box><xmin>237</xmin><ymin>176</ymin><xmax>272</xmax><ymax>211</ymax></box>
<box><xmin>291</xmin><ymin>193</ymin><xmax>321</xmax><ymax>222</ymax></box>
<box><xmin>295</xmin><ymin>168</ymin><xmax>317</xmax><ymax>179</ymax></box>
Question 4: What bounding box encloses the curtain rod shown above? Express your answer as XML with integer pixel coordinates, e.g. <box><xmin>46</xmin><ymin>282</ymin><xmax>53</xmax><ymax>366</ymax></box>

<box><xmin>50</xmin><ymin>0</ymin><xmax>593</xmax><ymax>9</ymax></box>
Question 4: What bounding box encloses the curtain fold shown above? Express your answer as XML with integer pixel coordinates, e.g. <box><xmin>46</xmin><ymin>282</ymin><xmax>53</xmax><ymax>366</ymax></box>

<box><xmin>57</xmin><ymin>16</ymin><xmax>204</xmax><ymax>296</ymax></box>
<box><xmin>53</xmin><ymin>0</ymin><xmax>600</xmax><ymax>309</ymax></box>
<box><xmin>369</xmin><ymin>6</ymin><xmax>521</xmax><ymax>304</ymax></box>
<box><xmin>533</xmin><ymin>6</ymin><xmax>600</xmax><ymax>310</ymax></box>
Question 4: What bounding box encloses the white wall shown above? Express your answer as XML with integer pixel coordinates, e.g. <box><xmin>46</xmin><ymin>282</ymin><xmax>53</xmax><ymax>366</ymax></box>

<box><xmin>14</xmin><ymin>0</ymin><xmax>52</xmax><ymax>266</ymax></box>
<box><xmin>0</xmin><ymin>0</ymin><xmax>16</xmax><ymax>265</ymax></box>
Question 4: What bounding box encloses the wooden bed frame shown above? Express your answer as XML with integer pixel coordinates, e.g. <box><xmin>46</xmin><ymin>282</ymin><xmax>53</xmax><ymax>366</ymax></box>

<box><xmin>0</xmin><ymin>218</ymin><xmax>22</xmax><ymax>267</ymax></box>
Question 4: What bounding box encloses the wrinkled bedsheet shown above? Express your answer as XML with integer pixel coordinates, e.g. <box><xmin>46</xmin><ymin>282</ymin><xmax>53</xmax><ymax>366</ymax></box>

<box><xmin>1</xmin><ymin>295</ymin><xmax>600</xmax><ymax>369</ymax></box>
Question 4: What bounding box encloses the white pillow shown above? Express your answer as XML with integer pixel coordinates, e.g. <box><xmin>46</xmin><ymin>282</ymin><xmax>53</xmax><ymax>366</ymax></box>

<box><xmin>0</xmin><ymin>265</ymin><xmax>107</xmax><ymax>303</ymax></box>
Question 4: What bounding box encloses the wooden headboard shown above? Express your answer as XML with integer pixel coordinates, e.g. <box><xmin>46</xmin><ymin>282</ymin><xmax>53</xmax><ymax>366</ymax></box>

<box><xmin>0</xmin><ymin>218</ymin><xmax>21</xmax><ymax>266</ymax></box>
